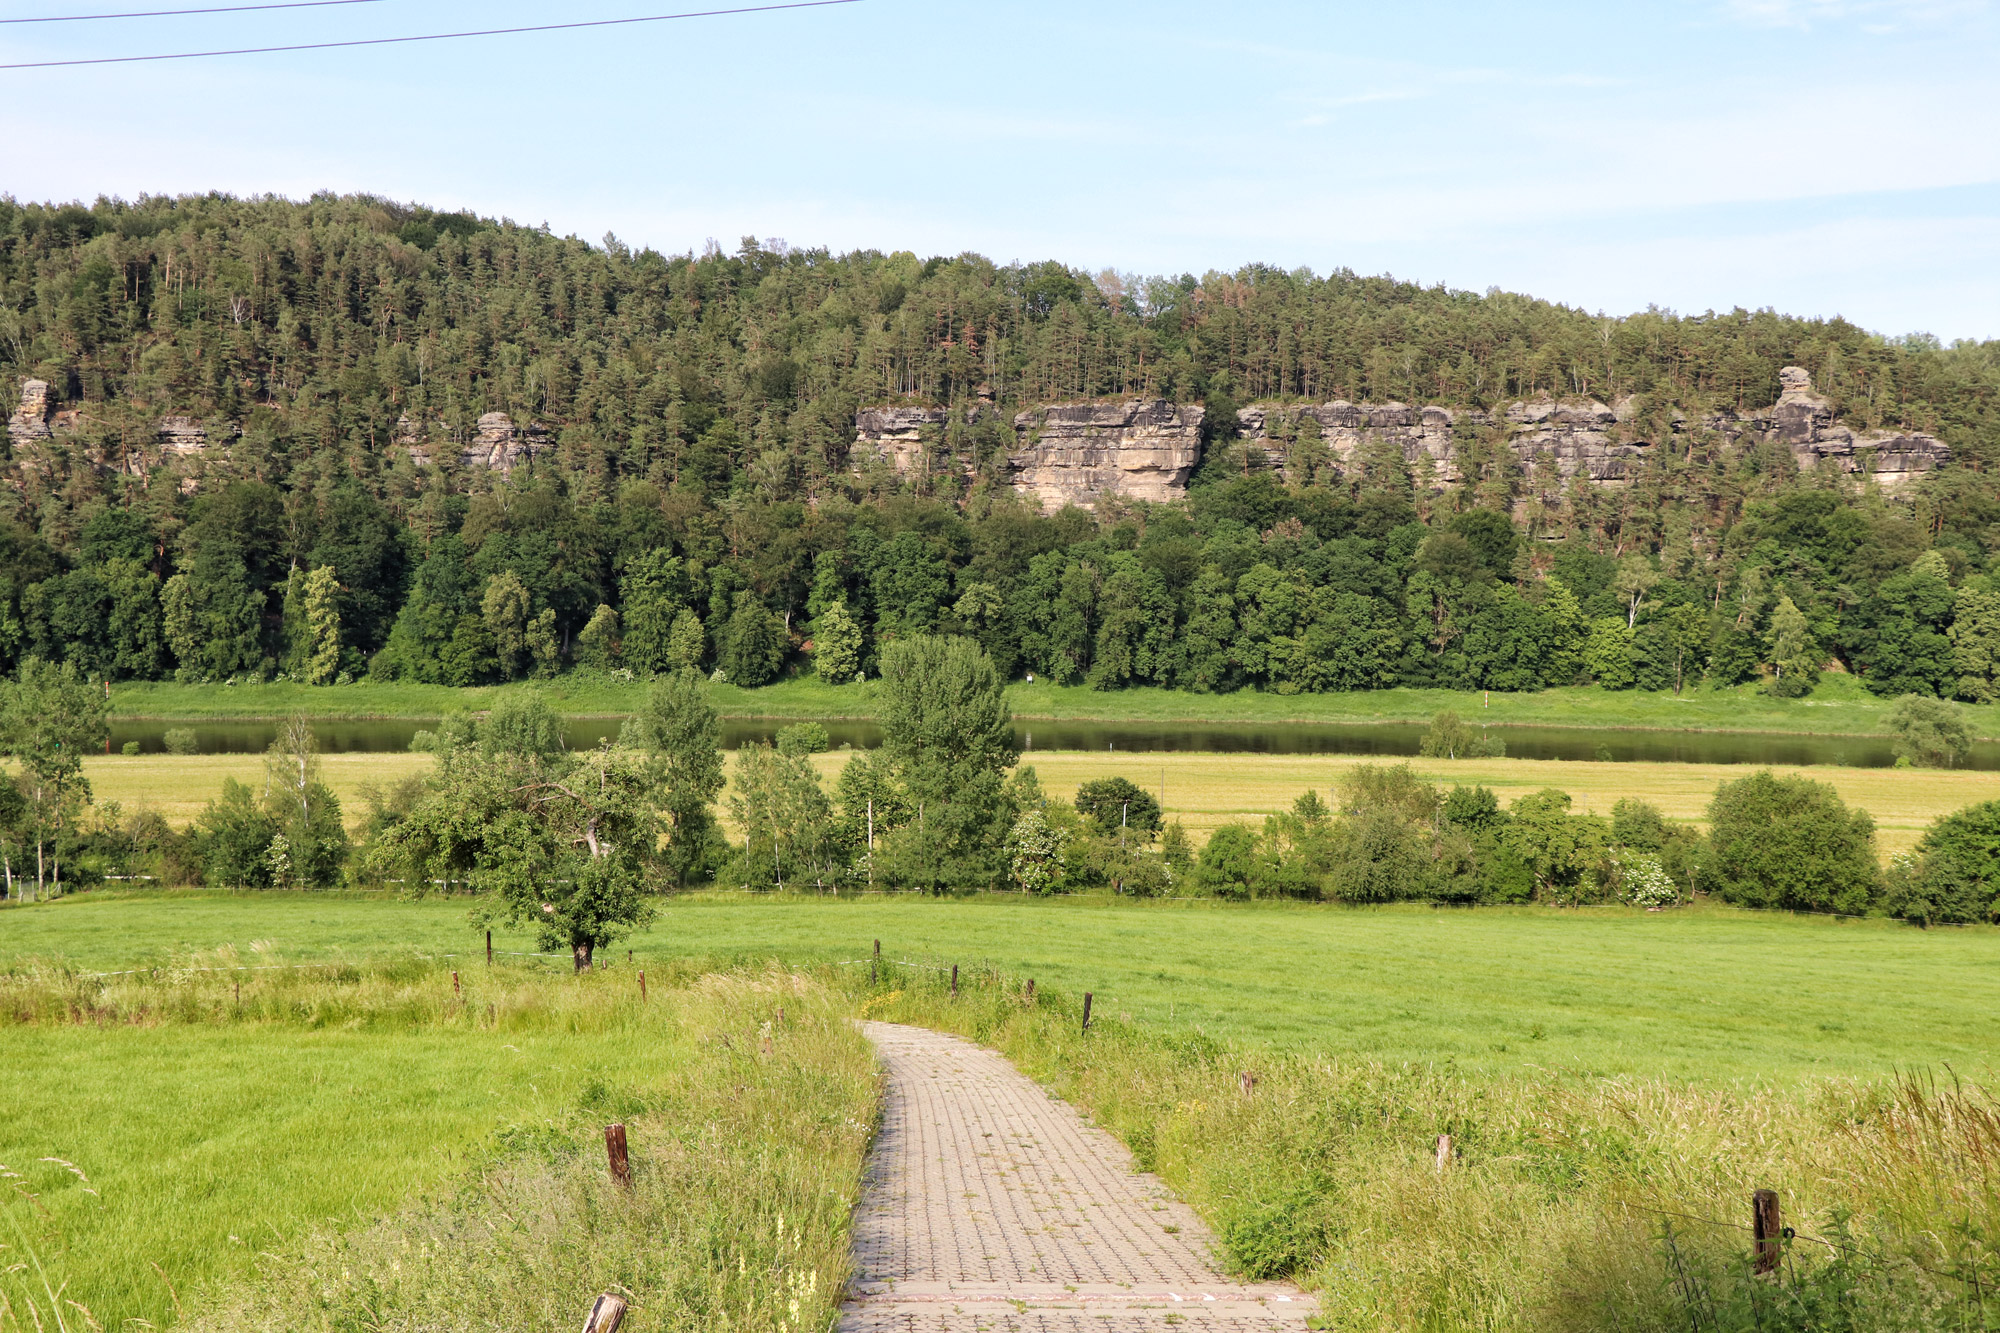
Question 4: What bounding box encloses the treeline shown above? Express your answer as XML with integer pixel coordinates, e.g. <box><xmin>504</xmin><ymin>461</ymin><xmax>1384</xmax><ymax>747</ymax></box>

<box><xmin>5</xmin><ymin>192</ymin><xmax>2000</xmax><ymax>701</ymax></box>
<box><xmin>9</xmin><ymin>639</ymin><xmax>1999</xmax><ymax>927</ymax></box>
<box><xmin>15</xmin><ymin>466</ymin><xmax>2000</xmax><ymax>703</ymax></box>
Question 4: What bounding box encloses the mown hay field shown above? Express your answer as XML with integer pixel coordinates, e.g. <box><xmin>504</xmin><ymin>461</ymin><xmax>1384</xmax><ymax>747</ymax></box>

<box><xmin>73</xmin><ymin>747</ymin><xmax>2000</xmax><ymax>857</ymax></box>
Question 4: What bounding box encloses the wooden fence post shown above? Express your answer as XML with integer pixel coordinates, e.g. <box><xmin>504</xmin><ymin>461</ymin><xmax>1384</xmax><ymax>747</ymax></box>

<box><xmin>951</xmin><ymin>963</ymin><xmax>958</xmax><ymax>996</ymax></box>
<box><xmin>1753</xmin><ymin>1189</ymin><xmax>1783</xmax><ymax>1274</ymax></box>
<box><xmin>638</xmin><ymin>970</ymin><xmax>646</xmax><ymax>1002</ymax></box>
<box><xmin>486</xmin><ymin>929</ymin><xmax>492</xmax><ymax>966</ymax></box>
<box><xmin>605</xmin><ymin>1124</ymin><xmax>632</xmax><ymax>1190</ymax></box>
<box><xmin>452</xmin><ymin>970</ymin><xmax>460</xmax><ymax>998</ymax></box>
<box><xmin>1082</xmin><ymin>992</ymin><xmax>1093</xmax><ymax>1032</ymax></box>
<box><xmin>871</xmin><ymin>938</ymin><xmax>880</xmax><ymax>985</ymax></box>
<box><xmin>581</xmin><ymin>1293</ymin><xmax>628</xmax><ymax>1332</ymax></box>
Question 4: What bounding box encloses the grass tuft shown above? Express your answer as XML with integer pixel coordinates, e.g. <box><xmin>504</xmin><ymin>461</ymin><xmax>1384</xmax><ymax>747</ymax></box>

<box><xmin>856</xmin><ymin>960</ymin><xmax>2000</xmax><ymax>1333</ymax></box>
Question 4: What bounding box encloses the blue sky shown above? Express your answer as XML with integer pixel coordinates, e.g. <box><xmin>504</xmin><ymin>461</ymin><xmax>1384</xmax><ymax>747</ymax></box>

<box><xmin>3</xmin><ymin>0</ymin><xmax>1996</xmax><ymax>338</ymax></box>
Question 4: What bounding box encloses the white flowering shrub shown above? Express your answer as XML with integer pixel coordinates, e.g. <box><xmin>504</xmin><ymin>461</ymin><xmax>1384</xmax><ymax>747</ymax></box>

<box><xmin>1007</xmin><ymin>809</ymin><xmax>1068</xmax><ymax>894</ymax></box>
<box><xmin>1619</xmin><ymin>854</ymin><xmax>1680</xmax><ymax>908</ymax></box>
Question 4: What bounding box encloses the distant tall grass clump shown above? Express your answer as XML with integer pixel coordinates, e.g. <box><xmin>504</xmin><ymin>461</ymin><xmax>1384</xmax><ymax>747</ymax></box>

<box><xmin>865</xmin><ymin>964</ymin><xmax>2000</xmax><ymax>1333</ymax></box>
<box><xmin>0</xmin><ymin>959</ymin><xmax>878</xmax><ymax>1333</ymax></box>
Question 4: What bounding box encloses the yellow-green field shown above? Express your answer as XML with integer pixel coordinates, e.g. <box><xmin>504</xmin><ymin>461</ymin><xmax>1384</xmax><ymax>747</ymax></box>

<box><xmin>72</xmin><ymin>748</ymin><xmax>2000</xmax><ymax>859</ymax></box>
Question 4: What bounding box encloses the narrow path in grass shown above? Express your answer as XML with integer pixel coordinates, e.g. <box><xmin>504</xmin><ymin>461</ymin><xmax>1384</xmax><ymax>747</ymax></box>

<box><xmin>839</xmin><ymin>1022</ymin><xmax>1313</xmax><ymax>1331</ymax></box>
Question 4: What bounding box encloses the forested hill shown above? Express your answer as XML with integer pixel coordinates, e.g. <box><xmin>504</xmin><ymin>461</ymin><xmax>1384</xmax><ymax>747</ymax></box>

<box><xmin>3</xmin><ymin>190</ymin><xmax>2000</xmax><ymax>701</ymax></box>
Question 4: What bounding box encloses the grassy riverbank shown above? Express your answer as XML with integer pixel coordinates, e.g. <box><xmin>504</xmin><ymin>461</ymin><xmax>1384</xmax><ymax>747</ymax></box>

<box><xmin>105</xmin><ymin>672</ymin><xmax>2000</xmax><ymax>739</ymax></box>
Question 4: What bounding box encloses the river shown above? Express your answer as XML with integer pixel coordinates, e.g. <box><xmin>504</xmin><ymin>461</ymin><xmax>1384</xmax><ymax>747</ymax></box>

<box><xmin>102</xmin><ymin>717</ymin><xmax>2000</xmax><ymax>769</ymax></box>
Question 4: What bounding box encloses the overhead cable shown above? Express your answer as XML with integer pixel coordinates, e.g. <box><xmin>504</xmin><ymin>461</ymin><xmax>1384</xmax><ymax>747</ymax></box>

<box><xmin>2</xmin><ymin>0</ymin><xmax>384</xmax><ymax>25</ymax></box>
<box><xmin>0</xmin><ymin>0</ymin><xmax>858</xmax><ymax>68</ymax></box>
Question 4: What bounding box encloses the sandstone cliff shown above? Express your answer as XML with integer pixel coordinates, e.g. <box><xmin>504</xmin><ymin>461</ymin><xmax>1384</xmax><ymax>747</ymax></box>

<box><xmin>852</xmin><ymin>399</ymin><xmax>1206</xmax><ymax>508</ymax></box>
<box><xmin>457</xmin><ymin>411</ymin><xmax>549</xmax><ymax>472</ymax></box>
<box><xmin>1236</xmin><ymin>367</ymin><xmax>1946</xmax><ymax>495</ymax></box>
<box><xmin>155</xmin><ymin>415</ymin><xmax>208</xmax><ymax>457</ymax></box>
<box><xmin>852</xmin><ymin>405</ymin><xmax>945</xmax><ymax>475</ymax></box>
<box><xmin>390</xmin><ymin>411</ymin><xmax>550</xmax><ymax>471</ymax></box>
<box><xmin>1008</xmin><ymin>400</ymin><xmax>1205</xmax><ymax>508</ymax></box>
<box><xmin>852</xmin><ymin>367</ymin><xmax>1949</xmax><ymax>510</ymax></box>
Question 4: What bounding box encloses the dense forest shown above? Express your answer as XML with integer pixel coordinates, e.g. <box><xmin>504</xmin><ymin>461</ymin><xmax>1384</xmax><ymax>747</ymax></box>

<box><xmin>5</xmin><ymin>190</ymin><xmax>2000</xmax><ymax>700</ymax></box>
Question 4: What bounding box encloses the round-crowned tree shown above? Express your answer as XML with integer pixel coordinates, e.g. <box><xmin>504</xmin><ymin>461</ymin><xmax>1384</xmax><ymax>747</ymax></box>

<box><xmin>1886</xmin><ymin>694</ymin><xmax>1973</xmax><ymax>769</ymax></box>
<box><xmin>1706</xmin><ymin>770</ymin><xmax>1879</xmax><ymax>914</ymax></box>
<box><xmin>1195</xmin><ymin>823</ymin><xmax>1257</xmax><ymax>900</ymax></box>
<box><xmin>1073</xmin><ymin>777</ymin><xmax>1163</xmax><ymax>839</ymax></box>
<box><xmin>1889</xmin><ymin>798</ymin><xmax>2000</xmax><ymax>925</ymax></box>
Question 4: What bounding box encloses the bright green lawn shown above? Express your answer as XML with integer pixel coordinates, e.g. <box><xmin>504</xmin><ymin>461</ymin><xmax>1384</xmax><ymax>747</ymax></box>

<box><xmin>108</xmin><ymin>671</ymin><xmax>2000</xmax><ymax>738</ymax></box>
<box><xmin>3</xmin><ymin>1018</ymin><xmax>676</xmax><ymax>1328</ymax></box>
<box><xmin>10</xmin><ymin>891</ymin><xmax>1999</xmax><ymax>1082</ymax></box>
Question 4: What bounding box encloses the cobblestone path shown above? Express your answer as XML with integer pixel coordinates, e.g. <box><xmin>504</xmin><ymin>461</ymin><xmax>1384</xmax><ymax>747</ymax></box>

<box><xmin>837</xmin><ymin>1021</ymin><xmax>1317</xmax><ymax>1332</ymax></box>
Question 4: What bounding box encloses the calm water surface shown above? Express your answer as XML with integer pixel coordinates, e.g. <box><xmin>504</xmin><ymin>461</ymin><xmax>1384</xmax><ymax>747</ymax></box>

<box><xmin>103</xmin><ymin>717</ymin><xmax>1996</xmax><ymax>769</ymax></box>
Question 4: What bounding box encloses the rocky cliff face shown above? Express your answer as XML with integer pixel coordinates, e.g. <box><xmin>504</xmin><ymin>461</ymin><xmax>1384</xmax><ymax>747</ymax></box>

<box><xmin>1236</xmin><ymin>368</ymin><xmax>1947</xmax><ymax>493</ymax></box>
<box><xmin>1008</xmin><ymin>400</ymin><xmax>1205</xmax><ymax>508</ymax></box>
<box><xmin>852</xmin><ymin>399</ymin><xmax>1206</xmax><ymax>508</ymax></box>
<box><xmin>854</xmin><ymin>368</ymin><xmax>1947</xmax><ymax>510</ymax></box>
<box><xmin>852</xmin><ymin>405</ymin><xmax>946</xmax><ymax>475</ymax></box>
<box><xmin>156</xmin><ymin>416</ymin><xmax>208</xmax><ymax>457</ymax></box>
<box><xmin>1749</xmin><ymin>365</ymin><xmax>1948</xmax><ymax>486</ymax></box>
<box><xmin>852</xmin><ymin>402</ymin><xmax>1205</xmax><ymax>507</ymax></box>
<box><xmin>1234</xmin><ymin>396</ymin><xmax>1653</xmax><ymax>487</ymax></box>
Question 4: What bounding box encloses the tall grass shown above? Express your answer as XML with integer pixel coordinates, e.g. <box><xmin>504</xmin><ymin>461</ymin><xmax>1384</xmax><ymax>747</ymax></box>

<box><xmin>0</xmin><ymin>959</ymin><xmax>878</xmax><ymax>1333</ymax></box>
<box><xmin>859</xmin><ymin>960</ymin><xmax>2000</xmax><ymax>1332</ymax></box>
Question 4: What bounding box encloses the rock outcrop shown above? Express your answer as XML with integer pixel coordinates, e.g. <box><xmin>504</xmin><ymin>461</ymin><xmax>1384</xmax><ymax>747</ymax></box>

<box><xmin>156</xmin><ymin>416</ymin><xmax>208</xmax><ymax>457</ymax></box>
<box><xmin>1006</xmin><ymin>400</ymin><xmax>1205</xmax><ymax>508</ymax></box>
<box><xmin>1738</xmin><ymin>366</ymin><xmax>1949</xmax><ymax>487</ymax></box>
<box><xmin>458</xmin><ymin>412</ymin><xmax>549</xmax><ymax>472</ymax></box>
<box><xmin>7</xmin><ymin>380</ymin><xmax>51</xmax><ymax>445</ymax></box>
<box><xmin>384</xmin><ymin>411</ymin><xmax>550</xmax><ymax>471</ymax></box>
<box><xmin>881</xmin><ymin>367</ymin><xmax>1944</xmax><ymax>509</ymax></box>
<box><xmin>852</xmin><ymin>405</ymin><xmax>946</xmax><ymax>474</ymax></box>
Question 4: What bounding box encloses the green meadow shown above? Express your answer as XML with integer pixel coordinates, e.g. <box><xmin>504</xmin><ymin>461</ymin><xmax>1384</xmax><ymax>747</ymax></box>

<box><xmin>8</xmin><ymin>891</ymin><xmax>2000</xmax><ymax>1332</ymax></box>
<box><xmin>10</xmin><ymin>890</ymin><xmax>1998</xmax><ymax>1080</ymax></box>
<box><xmin>0</xmin><ymin>958</ymin><xmax>874</xmax><ymax>1333</ymax></box>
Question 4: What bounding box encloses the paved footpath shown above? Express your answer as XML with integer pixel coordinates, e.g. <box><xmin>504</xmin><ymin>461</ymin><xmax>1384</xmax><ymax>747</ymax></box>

<box><xmin>838</xmin><ymin>1022</ymin><xmax>1317</xmax><ymax>1332</ymax></box>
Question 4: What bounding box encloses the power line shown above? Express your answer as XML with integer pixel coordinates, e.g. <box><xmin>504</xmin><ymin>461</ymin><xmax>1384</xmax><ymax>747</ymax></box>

<box><xmin>0</xmin><ymin>0</ymin><xmax>859</xmax><ymax>68</ymax></box>
<box><xmin>2</xmin><ymin>0</ymin><xmax>384</xmax><ymax>25</ymax></box>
